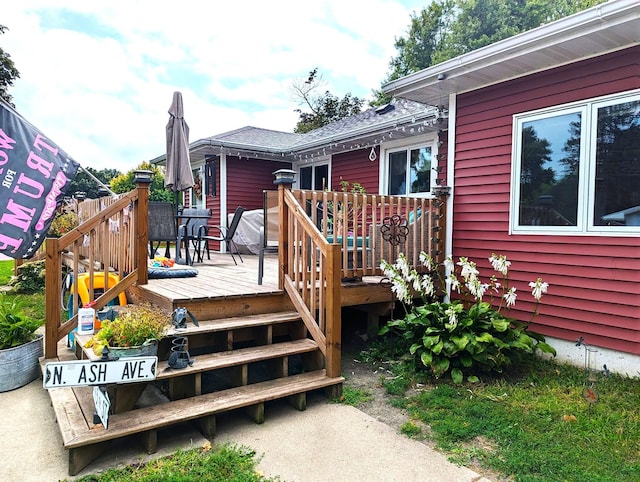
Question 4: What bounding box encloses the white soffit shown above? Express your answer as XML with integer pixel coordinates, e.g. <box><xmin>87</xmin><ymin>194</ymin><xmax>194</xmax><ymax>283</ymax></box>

<box><xmin>383</xmin><ymin>0</ymin><xmax>640</xmax><ymax>105</ymax></box>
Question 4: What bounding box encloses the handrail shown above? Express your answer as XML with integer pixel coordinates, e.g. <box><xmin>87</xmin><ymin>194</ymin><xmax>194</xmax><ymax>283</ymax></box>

<box><xmin>279</xmin><ymin>186</ymin><xmax>342</xmax><ymax>378</ymax></box>
<box><xmin>44</xmin><ymin>179</ymin><xmax>151</xmax><ymax>358</ymax></box>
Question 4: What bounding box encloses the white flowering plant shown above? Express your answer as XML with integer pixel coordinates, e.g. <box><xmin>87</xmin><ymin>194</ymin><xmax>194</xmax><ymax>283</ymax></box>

<box><xmin>379</xmin><ymin>252</ymin><xmax>556</xmax><ymax>383</ymax></box>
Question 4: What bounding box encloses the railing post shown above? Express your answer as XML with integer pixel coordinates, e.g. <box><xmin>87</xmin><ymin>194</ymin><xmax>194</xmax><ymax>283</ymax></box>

<box><xmin>45</xmin><ymin>237</ymin><xmax>61</xmax><ymax>359</ymax></box>
<box><xmin>135</xmin><ymin>170</ymin><xmax>152</xmax><ymax>286</ymax></box>
<box><xmin>325</xmin><ymin>243</ymin><xmax>342</xmax><ymax>378</ymax></box>
<box><xmin>273</xmin><ymin>169</ymin><xmax>296</xmax><ymax>290</ymax></box>
<box><xmin>431</xmin><ymin>185</ymin><xmax>451</xmax><ymax>268</ymax></box>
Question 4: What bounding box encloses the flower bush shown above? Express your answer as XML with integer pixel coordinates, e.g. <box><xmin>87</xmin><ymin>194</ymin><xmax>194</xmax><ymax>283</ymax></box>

<box><xmin>379</xmin><ymin>252</ymin><xmax>556</xmax><ymax>383</ymax></box>
<box><xmin>85</xmin><ymin>304</ymin><xmax>169</xmax><ymax>356</ymax></box>
<box><xmin>48</xmin><ymin>210</ymin><xmax>79</xmax><ymax>237</ymax></box>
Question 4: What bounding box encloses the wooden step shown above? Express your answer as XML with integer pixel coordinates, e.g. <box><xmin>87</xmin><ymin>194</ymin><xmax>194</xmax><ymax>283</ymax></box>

<box><xmin>50</xmin><ymin>370</ymin><xmax>343</xmax><ymax>474</ymax></box>
<box><xmin>156</xmin><ymin>338</ymin><xmax>319</xmax><ymax>380</ymax></box>
<box><xmin>165</xmin><ymin>310</ymin><xmax>302</xmax><ymax>337</ymax></box>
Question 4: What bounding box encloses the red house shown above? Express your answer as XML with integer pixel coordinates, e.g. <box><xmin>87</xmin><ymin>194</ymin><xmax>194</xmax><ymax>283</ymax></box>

<box><xmin>153</xmin><ymin>0</ymin><xmax>638</xmax><ymax>375</ymax></box>
<box><xmin>383</xmin><ymin>0</ymin><xmax>639</xmax><ymax>375</ymax></box>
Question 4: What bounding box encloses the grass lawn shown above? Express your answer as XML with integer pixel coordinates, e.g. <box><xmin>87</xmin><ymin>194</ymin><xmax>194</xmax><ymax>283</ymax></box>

<box><xmin>363</xmin><ymin>339</ymin><xmax>640</xmax><ymax>482</ymax></box>
<box><xmin>0</xmin><ymin>260</ymin><xmax>45</xmax><ymax>321</ymax></box>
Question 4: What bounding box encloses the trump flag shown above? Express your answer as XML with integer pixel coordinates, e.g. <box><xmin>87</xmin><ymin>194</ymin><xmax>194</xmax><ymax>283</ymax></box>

<box><xmin>0</xmin><ymin>101</ymin><xmax>80</xmax><ymax>259</ymax></box>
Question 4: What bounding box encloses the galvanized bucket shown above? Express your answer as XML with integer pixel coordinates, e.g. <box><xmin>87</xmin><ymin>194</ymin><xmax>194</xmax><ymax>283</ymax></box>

<box><xmin>108</xmin><ymin>339</ymin><xmax>158</xmax><ymax>358</ymax></box>
<box><xmin>0</xmin><ymin>334</ymin><xmax>43</xmax><ymax>392</ymax></box>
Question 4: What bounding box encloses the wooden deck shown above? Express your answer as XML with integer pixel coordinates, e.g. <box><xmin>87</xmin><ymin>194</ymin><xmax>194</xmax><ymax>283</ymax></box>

<box><xmin>133</xmin><ymin>251</ymin><xmax>396</xmax><ymax>318</ymax></box>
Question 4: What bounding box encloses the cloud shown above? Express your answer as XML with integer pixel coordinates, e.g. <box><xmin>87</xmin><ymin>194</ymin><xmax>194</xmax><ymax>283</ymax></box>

<box><xmin>2</xmin><ymin>0</ymin><xmax>425</xmax><ymax>173</ymax></box>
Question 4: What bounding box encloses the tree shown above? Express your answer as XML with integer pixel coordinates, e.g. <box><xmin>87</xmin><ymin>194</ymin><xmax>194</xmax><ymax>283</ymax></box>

<box><xmin>0</xmin><ymin>25</ymin><xmax>20</xmax><ymax>107</ymax></box>
<box><xmin>292</xmin><ymin>68</ymin><xmax>364</xmax><ymax>133</ymax></box>
<box><xmin>110</xmin><ymin>161</ymin><xmax>173</xmax><ymax>202</ymax></box>
<box><xmin>67</xmin><ymin>167</ymin><xmax>121</xmax><ymax>199</ymax></box>
<box><xmin>377</xmin><ymin>0</ymin><xmax>607</xmax><ymax>103</ymax></box>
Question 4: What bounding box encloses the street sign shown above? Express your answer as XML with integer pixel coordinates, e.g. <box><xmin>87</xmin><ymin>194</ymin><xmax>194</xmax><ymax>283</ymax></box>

<box><xmin>93</xmin><ymin>386</ymin><xmax>110</xmax><ymax>429</ymax></box>
<box><xmin>43</xmin><ymin>356</ymin><xmax>157</xmax><ymax>389</ymax></box>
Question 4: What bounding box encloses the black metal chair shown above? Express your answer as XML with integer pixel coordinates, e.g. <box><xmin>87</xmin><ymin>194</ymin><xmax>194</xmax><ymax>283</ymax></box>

<box><xmin>148</xmin><ymin>202</ymin><xmax>177</xmax><ymax>258</ymax></box>
<box><xmin>196</xmin><ymin>206</ymin><xmax>246</xmax><ymax>264</ymax></box>
<box><xmin>178</xmin><ymin>208</ymin><xmax>212</xmax><ymax>264</ymax></box>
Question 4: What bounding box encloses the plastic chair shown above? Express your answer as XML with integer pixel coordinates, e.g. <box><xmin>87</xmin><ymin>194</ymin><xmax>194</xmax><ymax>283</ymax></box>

<box><xmin>196</xmin><ymin>206</ymin><xmax>246</xmax><ymax>264</ymax></box>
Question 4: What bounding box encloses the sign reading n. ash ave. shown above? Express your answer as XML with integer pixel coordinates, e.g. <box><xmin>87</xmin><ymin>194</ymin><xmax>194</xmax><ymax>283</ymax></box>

<box><xmin>43</xmin><ymin>357</ymin><xmax>157</xmax><ymax>389</ymax></box>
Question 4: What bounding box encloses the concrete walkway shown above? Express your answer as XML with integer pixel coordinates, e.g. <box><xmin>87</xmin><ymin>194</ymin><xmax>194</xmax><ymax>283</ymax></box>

<box><xmin>0</xmin><ymin>379</ymin><xmax>491</xmax><ymax>482</ymax></box>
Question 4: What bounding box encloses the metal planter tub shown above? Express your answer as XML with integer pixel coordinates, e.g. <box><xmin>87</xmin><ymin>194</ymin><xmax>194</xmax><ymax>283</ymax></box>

<box><xmin>0</xmin><ymin>334</ymin><xmax>44</xmax><ymax>392</ymax></box>
<box><xmin>108</xmin><ymin>339</ymin><xmax>158</xmax><ymax>358</ymax></box>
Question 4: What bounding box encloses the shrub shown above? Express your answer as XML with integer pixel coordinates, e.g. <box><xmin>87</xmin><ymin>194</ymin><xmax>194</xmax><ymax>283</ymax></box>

<box><xmin>379</xmin><ymin>253</ymin><xmax>555</xmax><ymax>384</ymax></box>
<box><xmin>9</xmin><ymin>260</ymin><xmax>46</xmax><ymax>294</ymax></box>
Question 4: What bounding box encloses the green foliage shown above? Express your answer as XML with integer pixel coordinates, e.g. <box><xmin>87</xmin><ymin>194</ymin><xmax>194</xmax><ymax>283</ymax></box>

<box><xmin>293</xmin><ymin>68</ymin><xmax>364</xmax><ymax>133</ymax></box>
<box><xmin>9</xmin><ymin>260</ymin><xmax>46</xmax><ymax>294</ymax></box>
<box><xmin>85</xmin><ymin>304</ymin><xmax>169</xmax><ymax>355</ymax></box>
<box><xmin>400</xmin><ymin>357</ymin><xmax>640</xmax><ymax>481</ymax></box>
<box><xmin>0</xmin><ymin>293</ymin><xmax>43</xmax><ymax>349</ymax></box>
<box><xmin>48</xmin><ymin>210</ymin><xmax>79</xmax><ymax>237</ymax></box>
<box><xmin>0</xmin><ymin>25</ymin><xmax>20</xmax><ymax>107</ymax></box>
<box><xmin>333</xmin><ymin>386</ymin><xmax>373</xmax><ymax>406</ymax></box>
<box><xmin>0</xmin><ymin>260</ymin><xmax>13</xmax><ymax>285</ymax></box>
<box><xmin>379</xmin><ymin>253</ymin><xmax>555</xmax><ymax>383</ymax></box>
<box><xmin>375</xmin><ymin>0</ymin><xmax>606</xmax><ymax>103</ymax></box>
<box><xmin>74</xmin><ymin>443</ymin><xmax>278</xmax><ymax>481</ymax></box>
<box><xmin>110</xmin><ymin>161</ymin><xmax>173</xmax><ymax>202</ymax></box>
<box><xmin>400</xmin><ymin>421</ymin><xmax>422</xmax><ymax>438</ymax></box>
<box><xmin>67</xmin><ymin>167</ymin><xmax>121</xmax><ymax>199</ymax></box>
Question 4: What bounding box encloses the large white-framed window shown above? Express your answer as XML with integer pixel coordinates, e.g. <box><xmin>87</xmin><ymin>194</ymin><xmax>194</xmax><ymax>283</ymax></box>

<box><xmin>382</xmin><ymin>137</ymin><xmax>437</xmax><ymax>196</ymax></box>
<box><xmin>511</xmin><ymin>90</ymin><xmax>640</xmax><ymax>235</ymax></box>
<box><xmin>298</xmin><ymin>159</ymin><xmax>330</xmax><ymax>191</ymax></box>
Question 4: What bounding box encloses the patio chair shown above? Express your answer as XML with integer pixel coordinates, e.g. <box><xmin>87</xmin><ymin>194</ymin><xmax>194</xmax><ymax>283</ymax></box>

<box><xmin>196</xmin><ymin>206</ymin><xmax>246</xmax><ymax>265</ymax></box>
<box><xmin>178</xmin><ymin>208</ymin><xmax>212</xmax><ymax>264</ymax></box>
<box><xmin>148</xmin><ymin>202</ymin><xmax>177</xmax><ymax>258</ymax></box>
<box><xmin>258</xmin><ymin>190</ymin><xmax>279</xmax><ymax>284</ymax></box>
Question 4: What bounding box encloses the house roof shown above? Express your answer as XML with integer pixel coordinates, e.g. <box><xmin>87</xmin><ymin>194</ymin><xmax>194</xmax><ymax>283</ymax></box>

<box><xmin>382</xmin><ymin>0</ymin><xmax>640</xmax><ymax>105</ymax></box>
<box><xmin>152</xmin><ymin>98</ymin><xmax>439</xmax><ymax>164</ymax></box>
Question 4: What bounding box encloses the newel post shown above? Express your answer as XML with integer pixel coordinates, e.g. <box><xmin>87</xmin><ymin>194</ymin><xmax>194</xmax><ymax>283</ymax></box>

<box><xmin>273</xmin><ymin>169</ymin><xmax>296</xmax><ymax>290</ymax></box>
<box><xmin>135</xmin><ymin>170</ymin><xmax>152</xmax><ymax>285</ymax></box>
<box><xmin>44</xmin><ymin>236</ymin><xmax>62</xmax><ymax>359</ymax></box>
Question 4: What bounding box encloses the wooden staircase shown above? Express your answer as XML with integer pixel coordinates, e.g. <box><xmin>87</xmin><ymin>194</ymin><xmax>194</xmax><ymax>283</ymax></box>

<box><xmin>47</xmin><ymin>309</ymin><xmax>344</xmax><ymax>475</ymax></box>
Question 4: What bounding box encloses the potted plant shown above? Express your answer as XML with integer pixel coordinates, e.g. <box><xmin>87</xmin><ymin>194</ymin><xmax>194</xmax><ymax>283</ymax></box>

<box><xmin>0</xmin><ymin>294</ymin><xmax>44</xmax><ymax>392</ymax></box>
<box><xmin>84</xmin><ymin>304</ymin><xmax>169</xmax><ymax>357</ymax></box>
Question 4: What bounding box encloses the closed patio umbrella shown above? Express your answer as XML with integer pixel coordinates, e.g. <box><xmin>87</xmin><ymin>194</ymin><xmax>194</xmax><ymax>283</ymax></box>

<box><xmin>165</xmin><ymin>91</ymin><xmax>194</xmax><ymax>194</ymax></box>
<box><xmin>165</xmin><ymin>91</ymin><xmax>194</xmax><ymax>263</ymax></box>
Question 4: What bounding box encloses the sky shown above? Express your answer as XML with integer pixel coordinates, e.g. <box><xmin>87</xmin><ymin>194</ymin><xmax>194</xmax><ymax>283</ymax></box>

<box><xmin>3</xmin><ymin>0</ymin><xmax>428</xmax><ymax>174</ymax></box>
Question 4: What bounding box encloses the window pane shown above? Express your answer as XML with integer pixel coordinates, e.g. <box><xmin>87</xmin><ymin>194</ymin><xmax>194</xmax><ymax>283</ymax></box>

<box><xmin>299</xmin><ymin>166</ymin><xmax>312</xmax><ymax>190</ymax></box>
<box><xmin>594</xmin><ymin>100</ymin><xmax>640</xmax><ymax>226</ymax></box>
<box><xmin>518</xmin><ymin>113</ymin><xmax>580</xmax><ymax>226</ymax></box>
<box><xmin>314</xmin><ymin>165</ymin><xmax>329</xmax><ymax>191</ymax></box>
<box><xmin>409</xmin><ymin>147</ymin><xmax>431</xmax><ymax>193</ymax></box>
<box><xmin>389</xmin><ymin>151</ymin><xmax>407</xmax><ymax>195</ymax></box>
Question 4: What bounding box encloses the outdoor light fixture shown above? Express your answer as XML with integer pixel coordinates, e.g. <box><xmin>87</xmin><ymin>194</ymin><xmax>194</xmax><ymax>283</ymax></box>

<box><xmin>134</xmin><ymin>169</ymin><xmax>153</xmax><ymax>183</ymax></box>
<box><xmin>437</xmin><ymin>73</ymin><xmax>447</xmax><ymax>81</ymax></box>
<box><xmin>272</xmin><ymin>169</ymin><xmax>296</xmax><ymax>185</ymax></box>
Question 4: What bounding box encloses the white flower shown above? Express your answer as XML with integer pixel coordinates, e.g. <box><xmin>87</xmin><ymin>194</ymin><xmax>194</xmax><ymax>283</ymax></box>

<box><xmin>445</xmin><ymin>306</ymin><xmax>458</xmax><ymax>328</ymax></box>
<box><xmin>467</xmin><ymin>279</ymin><xmax>489</xmax><ymax>301</ymax></box>
<box><xmin>529</xmin><ymin>278</ymin><xmax>549</xmax><ymax>301</ymax></box>
<box><xmin>419</xmin><ymin>252</ymin><xmax>435</xmax><ymax>271</ymax></box>
<box><xmin>503</xmin><ymin>287</ymin><xmax>517</xmax><ymax>307</ymax></box>
<box><xmin>446</xmin><ymin>273</ymin><xmax>460</xmax><ymax>295</ymax></box>
<box><xmin>444</xmin><ymin>256</ymin><xmax>455</xmax><ymax>273</ymax></box>
<box><xmin>421</xmin><ymin>274</ymin><xmax>435</xmax><ymax>298</ymax></box>
<box><xmin>457</xmin><ymin>257</ymin><xmax>479</xmax><ymax>283</ymax></box>
<box><xmin>489</xmin><ymin>253</ymin><xmax>511</xmax><ymax>276</ymax></box>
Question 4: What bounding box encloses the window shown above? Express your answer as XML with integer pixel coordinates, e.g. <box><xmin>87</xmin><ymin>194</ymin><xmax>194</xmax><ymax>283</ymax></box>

<box><xmin>190</xmin><ymin>165</ymin><xmax>205</xmax><ymax>208</ymax></box>
<box><xmin>386</xmin><ymin>144</ymin><xmax>434</xmax><ymax>196</ymax></box>
<box><xmin>512</xmin><ymin>91</ymin><xmax>640</xmax><ymax>234</ymax></box>
<box><xmin>299</xmin><ymin>162</ymin><xmax>329</xmax><ymax>190</ymax></box>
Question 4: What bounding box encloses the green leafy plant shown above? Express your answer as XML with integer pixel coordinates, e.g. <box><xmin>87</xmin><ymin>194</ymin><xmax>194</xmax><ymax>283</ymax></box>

<box><xmin>85</xmin><ymin>304</ymin><xmax>169</xmax><ymax>355</ymax></box>
<box><xmin>379</xmin><ymin>252</ymin><xmax>556</xmax><ymax>384</ymax></box>
<box><xmin>8</xmin><ymin>259</ymin><xmax>46</xmax><ymax>294</ymax></box>
<box><xmin>48</xmin><ymin>210</ymin><xmax>79</xmax><ymax>237</ymax></box>
<box><xmin>0</xmin><ymin>293</ymin><xmax>43</xmax><ymax>349</ymax></box>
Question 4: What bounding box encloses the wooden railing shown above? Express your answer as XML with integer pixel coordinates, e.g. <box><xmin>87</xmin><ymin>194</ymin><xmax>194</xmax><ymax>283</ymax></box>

<box><xmin>278</xmin><ymin>186</ymin><xmax>342</xmax><ymax>378</ymax></box>
<box><xmin>292</xmin><ymin>189</ymin><xmax>448</xmax><ymax>280</ymax></box>
<box><xmin>278</xmin><ymin>186</ymin><xmax>449</xmax><ymax>378</ymax></box>
<box><xmin>44</xmin><ymin>178</ymin><xmax>151</xmax><ymax>358</ymax></box>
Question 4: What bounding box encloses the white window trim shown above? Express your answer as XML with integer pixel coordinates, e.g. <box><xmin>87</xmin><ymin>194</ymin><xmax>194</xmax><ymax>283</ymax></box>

<box><xmin>510</xmin><ymin>89</ymin><xmax>640</xmax><ymax>237</ymax></box>
<box><xmin>380</xmin><ymin>135</ymin><xmax>438</xmax><ymax>197</ymax></box>
<box><xmin>189</xmin><ymin>161</ymin><xmax>205</xmax><ymax>208</ymax></box>
<box><xmin>295</xmin><ymin>157</ymin><xmax>331</xmax><ymax>190</ymax></box>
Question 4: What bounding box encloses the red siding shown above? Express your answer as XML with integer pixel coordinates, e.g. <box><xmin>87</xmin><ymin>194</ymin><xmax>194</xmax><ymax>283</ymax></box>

<box><xmin>453</xmin><ymin>46</ymin><xmax>640</xmax><ymax>355</ymax></box>
<box><xmin>226</xmin><ymin>157</ymin><xmax>291</xmax><ymax>212</ymax></box>
<box><xmin>331</xmin><ymin>148</ymin><xmax>380</xmax><ymax>194</ymax></box>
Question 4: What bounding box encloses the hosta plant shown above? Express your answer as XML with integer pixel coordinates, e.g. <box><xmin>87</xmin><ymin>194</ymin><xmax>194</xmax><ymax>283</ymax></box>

<box><xmin>379</xmin><ymin>252</ymin><xmax>556</xmax><ymax>383</ymax></box>
<box><xmin>0</xmin><ymin>294</ymin><xmax>43</xmax><ymax>350</ymax></box>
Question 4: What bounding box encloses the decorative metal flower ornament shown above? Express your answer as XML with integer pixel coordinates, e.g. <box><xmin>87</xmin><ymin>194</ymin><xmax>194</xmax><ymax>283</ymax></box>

<box><xmin>380</xmin><ymin>215</ymin><xmax>408</xmax><ymax>246</ymax></box>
